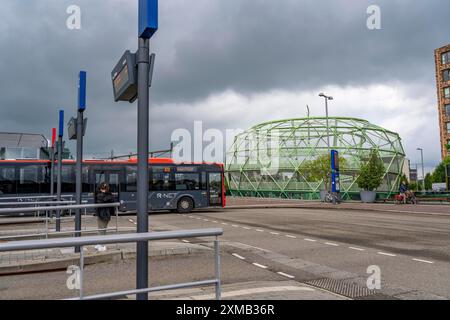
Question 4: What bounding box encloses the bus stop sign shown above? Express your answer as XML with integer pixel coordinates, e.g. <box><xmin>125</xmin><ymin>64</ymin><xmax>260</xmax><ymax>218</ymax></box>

<box><xmin>139</xmin><ymin>0</ymin><xmax>158</xmax><ymax>39</ymax></box>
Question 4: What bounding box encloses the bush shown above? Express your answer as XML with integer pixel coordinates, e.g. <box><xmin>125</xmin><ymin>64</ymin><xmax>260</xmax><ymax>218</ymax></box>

<box><xmin>357</xmin><ymin>150</ymin><xmax>385</xmax><ymax>191</ymax></box>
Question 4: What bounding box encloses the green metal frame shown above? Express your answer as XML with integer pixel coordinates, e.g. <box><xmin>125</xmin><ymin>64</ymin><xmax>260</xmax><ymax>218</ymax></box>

<box><xmin>225</xmin><ymin>117</ymin><xmax>406</xmax><ymax>200</ymax></box>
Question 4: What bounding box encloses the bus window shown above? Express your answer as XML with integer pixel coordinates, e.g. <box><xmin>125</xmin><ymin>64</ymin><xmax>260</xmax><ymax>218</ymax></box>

<box><xmin>151</xmin><ymin>167</ymin><xmax>174</xmax><ymax>191</ymax></box>
<box><xmin>0</xmin><ymin>166</ymin><xmax>16</xmax><ymax>194</ymax></box>
<box><xmin>208</xmin><ymin>172</ymin><xmax>222</xmax><ymax>206</ymax></box>
<box><xmin>126</xmin><ymin>166</ymin><xmax>137</xmax><ymax>192</ymax></box>
<box><xmin>17</xmin><ymin>166</ymin><xmax>39</xmax><ymax>194</ymax></box>
<box><xmin>62</xmin><ymin>166</ymin><xmax>75</xmax><ymax>193</ymax></box>
<box><xmin>175</xmin><ymin>173</ymin><xmax>200</xmax><ymax>190</ymax></box>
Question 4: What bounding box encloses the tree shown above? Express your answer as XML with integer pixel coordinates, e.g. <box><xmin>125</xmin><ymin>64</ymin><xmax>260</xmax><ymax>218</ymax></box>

<box><xmin>425</xmin><ymin>173</ymin><xmax>433</xmax><ymax>191</ymax></box>
<box><xmin>357</xmin><ymin>150</ymin><xmax>385</xmax><ymax>191</ymax></box>
<box><xmin>302</xmin><ymin>153</ymin><xmax>346</xmax><ymax>191</ymax></box>
<box><xmin>431</xmin><ymin>157</ymin><xmax>450</xmax><ymax>183</ymax></box>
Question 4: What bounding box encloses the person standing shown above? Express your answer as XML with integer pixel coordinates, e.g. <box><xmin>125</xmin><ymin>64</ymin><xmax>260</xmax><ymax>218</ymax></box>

<box><xmin>94</xmin><ymin>182</ymin><xmax>114</xmax><ymax>251</ymax></box>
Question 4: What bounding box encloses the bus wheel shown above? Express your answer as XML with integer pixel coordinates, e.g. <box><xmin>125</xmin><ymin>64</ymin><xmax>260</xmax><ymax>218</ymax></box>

<box><xmin>177</xmin><ymin>197</ymin><xmax>194</xmax><ymax>213</ymax></box>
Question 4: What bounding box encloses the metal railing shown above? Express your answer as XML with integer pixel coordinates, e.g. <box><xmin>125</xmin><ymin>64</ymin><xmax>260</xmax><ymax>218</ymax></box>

<box><xmin>0</xmin><ymin>228</ymin><xmax>223</xmax><ymax>300</ymax></box>
<box><xmin>0</xmin><ymin>203</ymin><xmax>122</xmax><ymax>240</ymax></box>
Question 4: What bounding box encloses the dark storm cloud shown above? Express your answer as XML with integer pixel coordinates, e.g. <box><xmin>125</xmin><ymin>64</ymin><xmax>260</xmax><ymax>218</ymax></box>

<box><xmin>0</xmin><ymin>0</ymin><xmax>448</xmax><ymax>159</ymax></box>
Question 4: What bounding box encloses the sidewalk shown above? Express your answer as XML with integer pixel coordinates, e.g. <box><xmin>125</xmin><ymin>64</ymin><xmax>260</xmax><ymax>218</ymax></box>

<box><xmin>225</xmin><ymin>197</ymin><xmax>450</xmax><ymax>216</ymax></box>
<box><xmin>0</xmin><ymin>241</ymin><xmax>209</xmax><ymax>275</ymax></box>
<box><xmin>143</xmin><ymin>280</ymin><xmax>346</xmax><ymax>300</ymax></box>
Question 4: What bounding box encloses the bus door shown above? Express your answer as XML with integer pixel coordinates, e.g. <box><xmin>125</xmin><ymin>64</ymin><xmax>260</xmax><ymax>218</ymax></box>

<box><xmin>208</xmin><ymin>172</ymin><xmax>223</xmax><ymax>207</ymax></box>
<box><xmin>93</xmin><ymin>170</ymin><xmax>123</xmax><ymax>202</ymax></box>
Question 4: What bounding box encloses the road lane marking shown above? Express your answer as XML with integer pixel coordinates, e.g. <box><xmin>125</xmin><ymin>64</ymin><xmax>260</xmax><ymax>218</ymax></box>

<box><xmin>128</xmin><ymin>219</ymin><xmax>134</xmax><ymax>223</ymax></box>
<box><xmin>203</xmin><ymin>219</ymin><xmax>210</xmax><ymax>222</ymax></box>
<box><xmin>222</xmin><ymin>223</ymin><xmax>228</xmax><ymax>225</ymax></box>
<box><xmin>232</xmin><ymin>253</ymin><xmax>246</xmax><ymax>260</ymax></box>
<box><xmin>242</xmin><ymin>227</ymin><xmax>251</xmax><ymax>230</ymax></box>
<box><xmin>285</xmin><ymin>235</ymin><xmax>296</xmax><ymax>239</ymax></box>
<box><xmin>232</xmin><ymin>225</ymin><xmax>239</xmax><ymax>228</ymax></box>
<box><xmin>181</xmin><ymin>240</ymin><xmax>190</xmax><ymax>243</ymax></box>
<box><xmin>349</xmin><ymin>247</ymin><xmax>365</xmax><ymax>251</ymax></box>
<box><xmin>325</xmin><ymin>242</ymin><xmax>339</xmax><ymax>247</ymax></box>
<box><xmin>212</xmin><ymin>221</ymin><xmax>218</xmax><ymax>223</ymax></box>
<box><xmin>412</xmin><ymin>258</ymin><xmax>434</xmax><ymax>264</ymax></box>
<box><xmin>378</xmin><ymin>252</ymin><xmax>396</xmax><ymax>257</ymax></box>
<box><xmin>270</xmin><ymin>232</ymin><xmax>280</xmax><ymax>235</ymax></box>
<box><xmin>277</xmin><ymin>272</ymin><xmax>295</xmax><ymax>279</ymax></box>
<box><xmin>304</xmin><ymin>238</ymin><xmax>317</xmax><ymax>242</ymax></box>
<box><xmin>188</xmin><ymin>216</ymin><xmax>195</xmax><ymax>219</ymax></box>
<box><xmin>252</xmin><ymin>263</ymin><xmax>268</xmax><ymax>269</ymax></box>
<box><xmin>256</xmin><ymin>229</ymin><xmax>264</xmax><ymax>232</ymax></box>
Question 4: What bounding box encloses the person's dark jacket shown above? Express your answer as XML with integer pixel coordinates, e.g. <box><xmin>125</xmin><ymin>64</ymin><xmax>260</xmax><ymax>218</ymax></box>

<box><xmin>399</xmin><ymin>184</ymin><xmax>408</xmax><ymax>193</ymax></box>
<box><xmin>95</xmin><ymin>191</ymin><xmax>115</xmax><ymax>222</ymax></box>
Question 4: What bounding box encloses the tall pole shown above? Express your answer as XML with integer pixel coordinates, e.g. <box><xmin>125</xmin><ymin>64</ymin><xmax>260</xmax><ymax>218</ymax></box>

<box><xmin>319</xmin><ymin>93</ymin><xmax>333</xmax><ymax>192</ymax></box>
<box><xmin>136</xmin><ymin>37</ymin><xmax>150</xmax><ymax>301</ymax></box>
<box><xmin>56</xmin><ymin>110</ymin><xmax>64</xmax><ymax>232</ymax></box>
<box><xmin>418</xmin><ymin>148</ymin><xmax>425</xmax><ymax>193</ymax></box>
<box><xmin>75</xmin><ymin>71</ymin><xmax>86</xmax><ymax>253</ymax></box>
<box><xmin>50</xmin><ymin>128</ymin><xmax>56</xmax><ymax>196</ymax></box>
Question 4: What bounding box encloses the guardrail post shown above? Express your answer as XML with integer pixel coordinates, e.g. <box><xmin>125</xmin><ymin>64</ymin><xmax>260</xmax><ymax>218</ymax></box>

<box><xmin>214</xmin><ymin>237</ymin><xmax>221</xmax><ymax>300</ymax></box>
<box><xmin>79</xmin><ymin>246</ymin><xmax>84</xmax><ymax>300</ymax></box>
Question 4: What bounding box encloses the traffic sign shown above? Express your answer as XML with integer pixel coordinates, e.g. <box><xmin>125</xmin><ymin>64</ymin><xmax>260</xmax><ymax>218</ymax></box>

<box><xmin>58</xmin><ymin>110</ymin><xmax>64</xmax><ymax>137</ymax></box>
<box><xmin>139</xmin><ymin>0</ymin><xmax>158</xmax><ymax>39</ymax></box>
<box><xmin>78</xmin><ymin>71</ymin><xmax>87</xmax><ymax>111</ymax></box>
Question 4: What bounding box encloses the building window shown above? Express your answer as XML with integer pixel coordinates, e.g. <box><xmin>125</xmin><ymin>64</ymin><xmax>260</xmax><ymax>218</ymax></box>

<box><xmin>447</xmin><ymin>122</ymin><xmax>450</xmax><ymax>134</ymax></box>
<box><xmin>442</xmin><ymin>52</ymin><xmax>450</xmax><ymax>65</ymax></box>
<box><xmin>446</xmin><ymin>105</ymin><xmax>450</xmax><ymax>116</ymax></box>
<box><xmin>443</xmin><ymin>69</ymin><xmax>450</xmax><ymax>82</ymax></box>
<box><xmin>445</xmin><ymin>87</ymin><xmax>450</xmax><ymax>99</ymax></box>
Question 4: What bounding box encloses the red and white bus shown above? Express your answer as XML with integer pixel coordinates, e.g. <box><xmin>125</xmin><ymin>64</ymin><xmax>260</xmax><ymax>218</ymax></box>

<box><xmin>0</xmin><ymin>158</ymin><xmax>226</xmax><ymax>213</ymax></box>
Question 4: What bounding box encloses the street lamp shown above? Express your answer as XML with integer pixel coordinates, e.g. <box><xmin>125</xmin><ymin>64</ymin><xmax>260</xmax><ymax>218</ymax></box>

<box><xmin>417</xmin><ymin>148</ymin><xmax>425</xmax><ymax>193</ymax></box>
<box><xmin>319</xmin><ymin>93</ymin><xmax>333</xmax><ymax>194</ymax></box>
<box><xmin>319</xmin><ymin>93</ymin><xmax>333</xmax><ymax>152</ymax></box>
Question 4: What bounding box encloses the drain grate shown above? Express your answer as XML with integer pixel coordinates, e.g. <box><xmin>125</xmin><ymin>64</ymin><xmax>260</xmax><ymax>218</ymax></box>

<box><xmin>306</xmin><ymin>278</ymin><xmax>377</xmax><ymax>299</ymax></box>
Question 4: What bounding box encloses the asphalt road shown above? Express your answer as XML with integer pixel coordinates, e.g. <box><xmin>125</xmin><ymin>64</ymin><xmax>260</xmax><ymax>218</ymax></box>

<box><xmin>1</xmin><ymin>206</ymin><xmax>450</xmax><ymax>300</ymax></box>
<box><xmin>148</xmin><ymin>207</ymin><xmax>450</xmax><ymax>299</ymax></box>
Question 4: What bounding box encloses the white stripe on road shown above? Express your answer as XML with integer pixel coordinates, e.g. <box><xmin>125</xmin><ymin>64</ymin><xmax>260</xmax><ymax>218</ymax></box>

<box><xmin>212</xmin><ymin>221</ymin><xmax>218</xmax><ymax>223</ymax></box>
<box><xmin>325</xmin><ymin>242</ymin><xmax>339</xmax><ymax>247</ymax></box>
<box><xmin>128</xmin><ymin>219</ymin><xmax>134</xmax><ymax>223</ymax></box>
<box><xmin>232</xmin><ymin>225</ymin><xmax>239</xmax><ymax>228</ymax></box>
<box><xmin>242</xmin><ymin>227</ymin><xmax>251</xmax><ymax>230</ymax></box>
<box><xmin>349</xmin><ymin>247</ymin><xmax>365</xmax><ymax>251</ymax></box>
<box><xmin>203</xmin><ymin>219</ymin><xmax>210</xmax><ymax>222</ymax></box>
<box><xmin>277</xmin><ymin>272</ymin><xmax>295</xmax><ymax>279</ymax></box>
<box><xmin>378</xmin><ymin>252</ymin><xmax>396</xmax><ymax>257</ymax></box>
<box><xmin>412</xmin><ymin>258</ymin><xmax>434</xmax><ymax>264</ymax></box>
<box><xmin>304</xmin><ymin>238</ymin><xmax>317</xmax><ymax>242</ymax></box>
<box><xmin>285</xmin><ymin>235</ymin><xmax>296</xmax><ymax>239</ymax></box>
<box><xmin>181</xmin><ymin>240</ymin><xmax>190</xmax><ymax>243</ymax></box>
<box><xmin>270</xmin><ymin>232</ymin><xmax>280</xmax><ymax>235</ymax></box>
<box><xmin>252</xmin><ymin>263</ymin><xmax>268</xmax><ymax>269</ymax></box>
<box><xmin>222</xmin><ymin>223</ymin><xmax>228</xmax><ymax>225</ymax></box>
<box><xmin>256</xmin><ymin>229</ymin><xmax>264</xmax><ymax>232</ymax></box>
<box><xmin>232</xmin><ymin>253</ymin><xmax>246</xmax><ymax>260</ymax></box>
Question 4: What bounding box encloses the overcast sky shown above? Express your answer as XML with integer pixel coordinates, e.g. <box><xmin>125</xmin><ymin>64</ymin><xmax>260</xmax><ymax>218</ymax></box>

<box><xmin>0</xmin><ymin>0</ymin><xmax>449</xmax><ymax>171</ymax></box>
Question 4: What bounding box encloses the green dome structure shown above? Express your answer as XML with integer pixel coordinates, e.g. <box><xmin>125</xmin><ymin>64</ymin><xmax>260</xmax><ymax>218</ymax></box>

<box><xmin>225</xmin><ymin>117</ymin><xmax>406</xmax><ymax>200</ymax></box>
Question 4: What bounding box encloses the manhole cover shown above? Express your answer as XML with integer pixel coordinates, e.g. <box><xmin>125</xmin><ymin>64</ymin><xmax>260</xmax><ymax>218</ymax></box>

<box><xmin>306</xmin><ymin>278</ymin><xmax>377</xmax><ymax>299</ymax></box>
